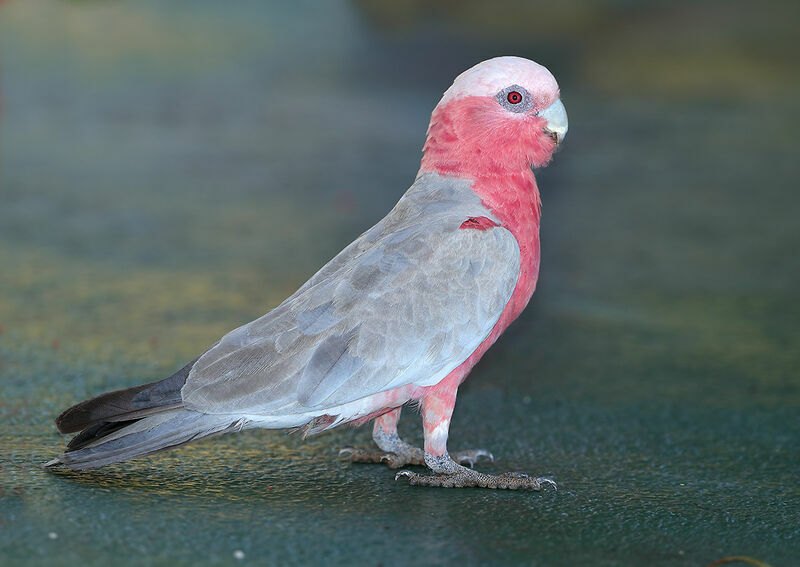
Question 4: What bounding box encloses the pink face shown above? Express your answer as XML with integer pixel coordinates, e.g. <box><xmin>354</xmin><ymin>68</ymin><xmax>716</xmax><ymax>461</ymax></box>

<box><xmin>421</xmin><ymin>56</ymin><xmax>568</xmax><ymax>178</ymax></box>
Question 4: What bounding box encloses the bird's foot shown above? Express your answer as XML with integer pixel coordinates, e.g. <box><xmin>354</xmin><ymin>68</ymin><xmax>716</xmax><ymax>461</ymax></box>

<box><xmin>395</xmin><ymin>453</ymin><xmax>555</xmax><ymax>491</ymax></box>
<box><xmin>396</xmin><ymin>469</ymin><xmax>555</xmax><ymax>490</ymax></box>
<box><xmin>339</xmin><ymin>445</ymin><xmax>424</xmax><ymax>468</ymax></box>
<box><xmin>339</xmin><ymin>446</ymin><xmax>493</xmax><ymax>469</ymax></box>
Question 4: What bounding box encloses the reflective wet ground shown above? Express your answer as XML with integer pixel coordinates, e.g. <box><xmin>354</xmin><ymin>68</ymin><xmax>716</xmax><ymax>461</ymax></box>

<box><xmin>1</xmin><ymin>1</ymin><xmax>798</xmax><ymax>565</ymax></box>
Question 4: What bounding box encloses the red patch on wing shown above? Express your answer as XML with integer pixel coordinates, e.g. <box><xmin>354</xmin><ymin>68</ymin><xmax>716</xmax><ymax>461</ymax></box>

<box><xmin>459</xmin><ymin>216</ymin><xmax>498</xmax><ymax>231</ymax></box>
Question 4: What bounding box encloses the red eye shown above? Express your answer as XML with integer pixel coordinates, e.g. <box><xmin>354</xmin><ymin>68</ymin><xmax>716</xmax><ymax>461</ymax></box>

<box><xmin>507</xmin><ymin>91</ymin><xmax>522</xmax><ymax>104</ymax></box>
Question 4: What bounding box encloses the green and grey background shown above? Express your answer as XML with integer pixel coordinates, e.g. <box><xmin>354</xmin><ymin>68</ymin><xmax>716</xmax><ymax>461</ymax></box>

<box><xmin>1</xmin><ymin>1</ymin><xmax>797</xmax><ymax>565</ymax></box>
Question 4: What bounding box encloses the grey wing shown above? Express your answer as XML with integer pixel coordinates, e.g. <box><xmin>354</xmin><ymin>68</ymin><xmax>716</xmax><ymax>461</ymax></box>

<box><xmin>181</xmin><ymin>220</ymin><xmax>520</xmax><ymax>416</ymax></box>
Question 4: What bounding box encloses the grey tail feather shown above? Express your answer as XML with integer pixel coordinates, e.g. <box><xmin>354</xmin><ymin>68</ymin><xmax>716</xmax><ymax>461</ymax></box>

<box><xmin>55</xmin><ymin>357</ymin><xmax>198</xmax><ymax>434</ymax></box>
<box><xmin>66</xmin><ymin>419</ymin><xmax>141</xmax><ymax>451</ymax></box>
<box><xmin>46</xmin><ymin>409</ymin><xmax>243</xmax><ymax>470</ymax></box>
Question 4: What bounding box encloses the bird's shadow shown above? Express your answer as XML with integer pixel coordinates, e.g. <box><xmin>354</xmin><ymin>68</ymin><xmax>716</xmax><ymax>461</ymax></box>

<box><xmin>44</xmin><ymin>427</ymin><xmax>398</xmax><ymax>505</ymax></box>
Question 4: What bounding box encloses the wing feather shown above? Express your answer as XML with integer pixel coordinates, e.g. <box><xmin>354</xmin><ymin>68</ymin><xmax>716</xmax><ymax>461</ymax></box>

<box><xmin>181</xmin><ymin>174</ymin><xmax>520</xmax><ymax>416</ymax></box>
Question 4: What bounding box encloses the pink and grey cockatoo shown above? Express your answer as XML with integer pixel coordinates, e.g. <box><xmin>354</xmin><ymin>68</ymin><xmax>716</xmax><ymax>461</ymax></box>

<box><xmin>47</xmin><ymin>56</ymin><xmax>568</xmax><ymax>490</ymax></box>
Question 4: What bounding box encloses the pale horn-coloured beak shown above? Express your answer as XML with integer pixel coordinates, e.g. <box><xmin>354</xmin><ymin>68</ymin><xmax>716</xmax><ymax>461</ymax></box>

<box><xmin>538</xmin><ymin>98</ymin><xmax>568</xmax><ymax>145</ymax></box>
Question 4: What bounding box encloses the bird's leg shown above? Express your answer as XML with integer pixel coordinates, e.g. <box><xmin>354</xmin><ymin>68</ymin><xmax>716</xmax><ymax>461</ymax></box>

<box><xmin>395</xmin><ymin>387</ymin><xmax>555</xmax><ymax>490</ymax></box>
<box><xmin>339</xmin><ymin>407</ymin><xmax>494</xmax><ymax>469</ymax></box>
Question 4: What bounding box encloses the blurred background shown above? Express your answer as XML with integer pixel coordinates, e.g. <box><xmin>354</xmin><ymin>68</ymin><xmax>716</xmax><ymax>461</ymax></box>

<box><xmin>1</xmin><ymin>1</ymin><xmax>798</xmax><ymax>565</ymax></box>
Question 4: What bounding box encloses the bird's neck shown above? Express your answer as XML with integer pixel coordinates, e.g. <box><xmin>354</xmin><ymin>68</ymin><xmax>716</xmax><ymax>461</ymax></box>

<box><xmin>471</xmin><ymin>168</ymin><xmax>542</xmax><ymax>233</ymax></box>
<box><xmin>419</xmin><ymin>107</ymin><xmax>543</xmax><ymax>238</ymax></box>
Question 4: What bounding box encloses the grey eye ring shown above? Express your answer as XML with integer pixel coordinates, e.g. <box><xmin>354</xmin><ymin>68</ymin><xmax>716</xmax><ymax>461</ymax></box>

<box><xmin>496</xmin><ymin>85</ymin><xmax>533</xmax><ymax>113</ymax></box>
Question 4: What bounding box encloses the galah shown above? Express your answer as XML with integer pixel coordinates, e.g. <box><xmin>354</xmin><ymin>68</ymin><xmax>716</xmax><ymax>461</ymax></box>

<box><xmin>46</xmin><ymin>56</ymin><xmax>568</xmax><ymax>490</ymax></box>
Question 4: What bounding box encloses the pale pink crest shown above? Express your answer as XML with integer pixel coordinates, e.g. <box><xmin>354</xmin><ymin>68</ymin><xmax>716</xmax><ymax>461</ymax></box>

<box><xmin>437</xmin><ymin>56</ymin><xmax>560</xmax><ymax>110</ymax></box>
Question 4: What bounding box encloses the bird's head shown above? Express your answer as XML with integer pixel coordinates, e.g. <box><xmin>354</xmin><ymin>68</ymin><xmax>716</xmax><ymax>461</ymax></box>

<box><xmin>420</xmin><ymin>56</ymin><xmax>567</xmax><ymax>178</ymax></box>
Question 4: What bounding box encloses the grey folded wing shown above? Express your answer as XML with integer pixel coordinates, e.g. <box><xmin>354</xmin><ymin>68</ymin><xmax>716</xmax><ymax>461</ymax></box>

<box><xmin>181</xmin><ymin>217</ymin><xmax>520</xmax><ymax>416</ymax></box>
